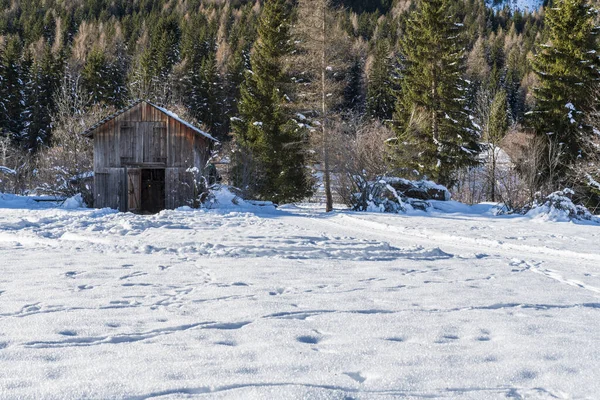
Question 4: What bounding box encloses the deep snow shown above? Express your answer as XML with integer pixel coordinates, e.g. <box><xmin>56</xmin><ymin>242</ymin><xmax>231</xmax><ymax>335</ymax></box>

<box><xmin>0</xmin><ymin>194</ymin><xmax>599</xmax><ymax>399</ymax></box>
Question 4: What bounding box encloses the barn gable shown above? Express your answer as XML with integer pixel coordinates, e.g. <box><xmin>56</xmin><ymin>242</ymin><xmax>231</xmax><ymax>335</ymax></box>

<box><xmin>86</xmin><ymin>100</ymin><xmax>218</xmax><ymax>213</ymax></box>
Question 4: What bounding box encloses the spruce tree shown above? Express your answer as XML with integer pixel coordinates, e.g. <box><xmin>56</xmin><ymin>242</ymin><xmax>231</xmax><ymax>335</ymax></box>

<box><xmin>21</xmin><ymin>44</ymin><xmax>60</xmax><ymax>151</ymax></box>
<box><xmin>529</xmin><ymin>0</ymin><xmax>600</xmax><ymax>181</ymax></box>
<box><xmin>232</xmin><ymin>0</ymin><xmax>313</xmax><ymax>203</ymax></box>
<box><xmin>366</xmin><ymin>39</ymin><xmax>395</xmax><ymax>121</ymax></box>
<box><xmin>342</xmin><ymin>59</ymin><xmax>364</xmax><ymax>113</ymax></box>
<box><xmin>180</xmin><ymin>19</ymin><xmax>223</xmax><ymax>138</ymax></box>
<box><xmin>82</xmin><ymin>48</ymin><xmax>127</xmax><ymax>107</ymax></box>
<box><xmin>392</xmin><ymin>0</ymin><xmax>480</xmax><ymax>187</ymax></box>
<box><xmin>0</xmin><ymin>37</ymin><xmax>25</xmax><ymax>143</ymax></box>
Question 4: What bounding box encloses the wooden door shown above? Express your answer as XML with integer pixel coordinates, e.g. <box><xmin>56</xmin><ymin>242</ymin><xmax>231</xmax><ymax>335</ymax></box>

<box><xmin>140</xmin><ymin>169</ymin><xmax>165</xmax><ymax>213</ymax></box>
<box><xmin>127</xmin><ymin>168</ymin><xmax>141</xmax><ymax>212</ymax></box>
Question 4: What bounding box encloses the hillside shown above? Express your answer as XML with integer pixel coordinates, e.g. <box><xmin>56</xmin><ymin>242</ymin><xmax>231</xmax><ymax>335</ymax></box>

<box><xmin>489</xmin><ymin>0</ymin><xmax>545</xmax><ymax>10</ymax></box>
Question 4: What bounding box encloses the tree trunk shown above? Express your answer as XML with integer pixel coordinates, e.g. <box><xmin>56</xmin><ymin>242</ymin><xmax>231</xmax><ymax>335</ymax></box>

<box><xmin>490</xmin><ymin>145</ymin><xmax>496</xmax><ymax>202</ymax></box>
<box><xmin>322</xmin><ymin>0</ymin><xmax>333</xmax><ymax>212</ymax></box>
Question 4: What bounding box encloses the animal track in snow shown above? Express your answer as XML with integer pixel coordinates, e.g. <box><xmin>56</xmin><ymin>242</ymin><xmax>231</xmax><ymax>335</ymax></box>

<box><xmin>344</xmin><ymin>372</ymin><xmax>367</xmax><ymax>384</ymax></box>
<box><xmin>297</xmin><ymin>335</ymin><xmax>321</xmax><ymax>344</ymax></box>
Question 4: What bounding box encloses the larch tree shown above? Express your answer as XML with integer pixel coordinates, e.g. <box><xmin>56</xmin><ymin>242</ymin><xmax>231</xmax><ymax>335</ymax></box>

<box><xmin>392</xmin><ymin>0</ymin><xmax>480</xmax><ymax>187</ymax></box>
<box><xmin>475</xmin><ymin>88</ymin><xmax>508</xmax><ymax>202</ymax></box>
<box><xmin>231</xmin><ymin>0</ymin><xmax>313</xmax><ymax>204</ymax></box>
<box><xmin>294</xmin><ymin>0</ymin><xmax>354</xmax><ymax>212</ymax></box>
<box><xmin>528</xmin><ymin>0</ymin><xmax>600</xmax><ymax>188</ymax></box>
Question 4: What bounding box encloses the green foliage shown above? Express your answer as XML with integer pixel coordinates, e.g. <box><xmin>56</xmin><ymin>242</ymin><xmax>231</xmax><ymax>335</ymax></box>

<box><xmin>0</xmin><ymin>37</ymin><xmax>26</xmax><ymax>141</ymax></box>
<box><xmin>529</xmin><ymin>0</ymin><xmax>600</xmax><ymax>172</ymax></box>
<box><xmin>343</xmin><ymin>59</ymin><xmax>364</xmax><ymax>113</ymax></box>
<box><xmin>82</xmin><ymin>48</ymin><xmax>127</xmax><ymax>107</ymax></box>
<box><xmin>232</xmin><ymin>0</ymin><xmax>312</xmax><ymax>203</ymax></box>
<box><xmin>366</xmin><ymin>39</ymin><xmax>395</xmax><ymax>121</ymax></box>
<box><xmin>0</xmin><ymin>0</ymin><xmax>569</xmax><ymax>205</ymax></box>
<box><xmin>489</xmin><ymin>89</ymin><xmax>508</xmax><ymax>143</ymax></box>
<box><xmin>21</xmin><ymin>44</ymin><xmax>61</xmax><ymax>151</ymax></box>
<box><xmin>392</xmin><ymin>0</ymin><xmax>481</xmax><ymax>186</ymax></box>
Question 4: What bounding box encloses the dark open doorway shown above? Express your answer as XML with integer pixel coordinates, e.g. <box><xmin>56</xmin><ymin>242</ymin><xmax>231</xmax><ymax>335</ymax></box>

<box><xmin>140</xmin><ymin>169</ymin><xmax>165</xmax><ymax>214</ymax></box>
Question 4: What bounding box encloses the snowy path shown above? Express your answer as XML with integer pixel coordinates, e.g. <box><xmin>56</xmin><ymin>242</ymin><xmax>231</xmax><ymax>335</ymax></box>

<box><xmin>0</xmin><ymin>203</ymin><xmax>599</xmax><ymax>399</ymax></box>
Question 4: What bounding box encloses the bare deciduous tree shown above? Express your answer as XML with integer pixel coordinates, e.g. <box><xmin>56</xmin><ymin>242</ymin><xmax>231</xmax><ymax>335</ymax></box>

<box><xmin>35</xmin><ymin>72</ymin><xmax>111</xmax><ymax>203</ymax></box>
<box><xmin>293</xmin><ymin>0</ymin><xmax>355</xmax><ymax>211</ymax></box>
<box><xmin>0</xmin><ymin>134</ymin><xmax>33</xmax><ymax>194</ymax></box>
<box><xmin>330</xmin><ymin>116</ymin><xmax>395</xmax><ymax>207</ymax></box>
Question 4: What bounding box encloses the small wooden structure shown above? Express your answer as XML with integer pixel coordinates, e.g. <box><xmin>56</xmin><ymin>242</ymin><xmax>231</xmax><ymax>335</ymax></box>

<box><xmin>82</xmin><ymin>100</ymin><xmax>217</xmax><ymax>213</ymax></box>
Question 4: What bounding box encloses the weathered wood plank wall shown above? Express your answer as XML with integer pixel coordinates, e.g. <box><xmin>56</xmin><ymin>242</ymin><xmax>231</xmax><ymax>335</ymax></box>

<box><xmin>92</xmin><ymin>102</ymin><xmax>211</xmax><ymax>211</ymax></box>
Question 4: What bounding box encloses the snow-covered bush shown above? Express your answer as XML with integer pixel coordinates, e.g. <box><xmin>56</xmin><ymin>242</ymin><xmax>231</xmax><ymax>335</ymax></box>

<box><xmin>353</xmin><ymin>177</ymin><xmax>450</xmax><ymax>213</ymax></box>
<box><xmin>0</xmin><ymin>136</ymin><xmax>35</xmax><ymax>195</ymax></box>
<box><xmin>330</xmin><ymin>118</ymin><xmax>396</xmax><ymax>206</ymax></box>
<box><xmin>526</xmin><ymin>189</ymin><xmax>599</xmax><ymax>223</ymax></box>
<box><xmin>62</xmin><ymin>193</ymin><xmax>87</xmax><ymax>209</ymax></box>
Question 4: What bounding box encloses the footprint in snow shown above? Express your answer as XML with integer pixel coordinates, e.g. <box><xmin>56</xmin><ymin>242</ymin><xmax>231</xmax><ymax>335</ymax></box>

<box><xmin>344</xmin><ymin>372</ymin><xmax>367</xmax><ymax>384</ymax></box>
<box><xmin>297</xmin><ymin>335</ymin><xmax>321</xmax><ymax>344</ymax></box>
<box><xmin>386</xmin><ymin>337</ymin><xmax>406</xmax><ymax>343</ymax></box>
<box><xmin>204</xmin><ymin>321</ymin><xmax>251</xmax><ymax>330</ymax></box>
<box><xmin>435</xmin><ymin>334</ymin><xmax>460</xmax><ymax>344</ymax></box>
<box><xmin>269</xmin><ymin>287</ymin><xmax>286</xmax><ymax>296</ymax></box>
<box><xmin>215</xmin><ymin>340</ymin><xmax>237</xmax><ymax>347</ymax></box>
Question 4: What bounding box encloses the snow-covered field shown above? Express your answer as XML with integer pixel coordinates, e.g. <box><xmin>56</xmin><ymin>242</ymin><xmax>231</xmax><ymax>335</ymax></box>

<box><xmin>1</xmin><ymin>194</ymin><xmax>599</xmax><ymax>399</ymax></box>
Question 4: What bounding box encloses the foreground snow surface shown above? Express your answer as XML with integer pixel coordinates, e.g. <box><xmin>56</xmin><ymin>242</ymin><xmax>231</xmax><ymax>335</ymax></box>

<box><xmin>1</xmin><ymin>201</ymin><xmax>599</xmax><ymax>399</ymax></box>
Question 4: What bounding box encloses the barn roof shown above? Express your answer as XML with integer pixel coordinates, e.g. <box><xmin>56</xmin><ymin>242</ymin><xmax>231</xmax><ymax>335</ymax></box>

<box><xmin>81</xmin><ymin>100</ymin><xmax>218</xmax><ymax>142</ymax></box>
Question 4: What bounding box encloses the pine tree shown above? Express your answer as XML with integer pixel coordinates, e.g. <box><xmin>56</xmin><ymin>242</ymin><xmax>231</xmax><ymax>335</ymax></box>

<box><xmin>342</xmin><ymin>59</ymin><xmax>364</xmax><ymax>113</ymax></box>
<box><xmin>366</xmin><ymin>39</ymin><xmax>395</xmax><ymax>121</ymax></box>
<box><xmin>21</xmin><ymin>44</ymin><xmax>60</xmax><ymax>151</ymax></box>
<box><xmin>529</xmin><ymin>0</ymin><xmax>600</xmax><ymax>182</ymax></box>
<box><xmin>0</xmin><ymin>37</ymin><xmax>26</xmax><ymax>143</ymax></box>
<box><xmin>179</xmin><ymin>18</ymin><xmax>223</xmax><ymax>138</ymax></box>
<box><xmin>392</xmin><ymin>0</ymin><xmax>480</xmax><ymax>187</ymax></box>
<box><xmin>82</xmin><ymin>48</ymin><xmax>127</xmax><ymax>107</ymax></box>
<box><xmin>232</xmin><ymin>0</ymin><xmax>313</xmax><ymax>203</ymax></box>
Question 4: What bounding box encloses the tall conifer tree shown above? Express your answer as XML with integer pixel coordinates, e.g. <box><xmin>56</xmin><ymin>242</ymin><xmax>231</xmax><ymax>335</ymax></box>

<box><xmin>366</xmin><ymin>39</ymin><xmax>395</xmax><ymax>121</ymax></box>
<box><xmin>21</xmin><ymin>44</ymin><xmax>60</xmax><ymax>151</ymax></box>
<box><xmin>0</xmin><ymin>38</ymin><xmax>25</xmax><ymax>142</ymax></box>
<box><xmin>529</xmin><ymin>0</ymin><xmax>600</xmax><ymax>181</ymax></box>
<box><xmin>392</xmin><ymin>0</ymin><xmax>480</xmax><ymax>186</ymax></box>
<box><xmin>232</xmin><ymin>0</ymin><xmax>312</xmax><ymax>203</ymax></box>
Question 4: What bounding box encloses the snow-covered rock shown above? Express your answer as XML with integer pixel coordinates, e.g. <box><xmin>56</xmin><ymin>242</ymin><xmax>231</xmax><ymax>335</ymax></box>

<box><xmin>201</xmin><ymin>185</ymin><xmax>276</xmax><ymax>211</ymax></box>
<box><xmin>354</xmin><ymin>178</ymin><xmax>451</xmax><ymax>213</ymax></box>
<box><xmin>61</xmin><ymin>193</ymin><xmax>87</xmax><ymax>209</ymax></box>
<box><xmin>526</xmin><ymin>189</ymin><xmax>599</xmax><ymax>223</ymax></box>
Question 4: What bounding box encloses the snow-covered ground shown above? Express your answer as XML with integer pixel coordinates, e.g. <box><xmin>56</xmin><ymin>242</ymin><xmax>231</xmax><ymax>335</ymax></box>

<box><xmin>1</xmin><ymin>194</ymin><xmax>599</xmax><ymax>399</ymax></box>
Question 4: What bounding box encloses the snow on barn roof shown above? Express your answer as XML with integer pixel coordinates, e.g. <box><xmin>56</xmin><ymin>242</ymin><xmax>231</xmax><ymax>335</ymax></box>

<box><xmin>81</xmin><ymin>99</ymin><xmax>218</xmax><ymax>142</ymax></box>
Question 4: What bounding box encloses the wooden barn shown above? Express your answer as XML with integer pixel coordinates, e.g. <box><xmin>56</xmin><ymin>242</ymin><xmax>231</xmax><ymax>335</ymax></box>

<box><xmin>82</xmin><ymin>100</ymin><xmax>218</xmax><ymax>213</ymax></box>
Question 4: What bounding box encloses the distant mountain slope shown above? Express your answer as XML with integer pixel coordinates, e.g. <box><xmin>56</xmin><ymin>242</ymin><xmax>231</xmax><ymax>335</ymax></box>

<box><xmin>488</xmin><ymin>0</ymin><xmax>545</xmax><ymax>11</ymax></box>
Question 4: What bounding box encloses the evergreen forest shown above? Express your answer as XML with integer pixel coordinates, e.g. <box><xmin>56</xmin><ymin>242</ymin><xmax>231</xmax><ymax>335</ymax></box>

<box><xmin>1</xmin><ymin>0</ymin><xmax>599</xmax><ymax>212</ymax></box>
